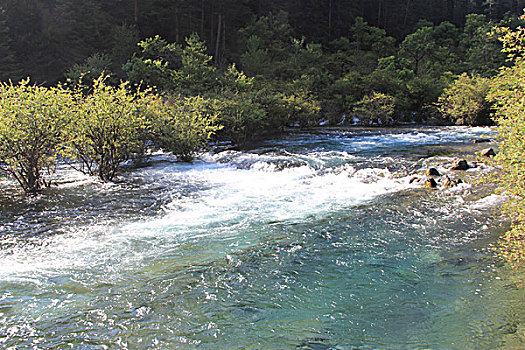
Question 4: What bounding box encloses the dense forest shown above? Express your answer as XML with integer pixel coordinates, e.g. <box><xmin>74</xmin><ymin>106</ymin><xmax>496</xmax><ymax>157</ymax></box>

<box><xmin>2</xmin><ymin>0</ymin><xmax>523</xmax><ymax>127</ymax></box>
<box><xmin>1</xmin><ymin>0</ymin><xmax>523</xmax><ymax>83</ymax></box>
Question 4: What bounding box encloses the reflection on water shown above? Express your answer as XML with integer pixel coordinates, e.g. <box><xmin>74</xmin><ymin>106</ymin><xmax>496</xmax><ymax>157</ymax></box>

<box><xmin>0</xmin><ymin>127</ymin><xmax>523</xmax><ymax>349</ymax></box>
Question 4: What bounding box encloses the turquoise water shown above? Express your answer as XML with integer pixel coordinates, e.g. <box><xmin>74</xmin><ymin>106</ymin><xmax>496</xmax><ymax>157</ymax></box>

<box><xmin>0</xmin><ymin>127</ymin><xmax>523</xmax><ymax>349</ymax></box>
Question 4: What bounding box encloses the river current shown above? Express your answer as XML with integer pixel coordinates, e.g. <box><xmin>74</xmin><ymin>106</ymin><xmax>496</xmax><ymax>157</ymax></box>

<box><xmin>0</xmin><ymin>127</ymin><xmax>524</xmax><ymax>349</ymax></box>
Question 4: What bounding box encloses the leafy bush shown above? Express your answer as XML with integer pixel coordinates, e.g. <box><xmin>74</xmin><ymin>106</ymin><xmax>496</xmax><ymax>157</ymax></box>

<box><xmin>64</xmin><ymin>77</ymin><xmax>152</xmax><ymax>181</ymax></box>
<box><xmin>279</xmin><ymin>91</ymin><xmax>322</xmax><ymax>127</ymax></box>
<box><xmin>216</xmin><ymin>66</ymin><xmax>283</xmax><ymax>144</ymax></box>
<box><xmin>0</xmin><ymin>80</ymin><xmax>73</xmax><ymax>192</ymax></box>
<box><xmin>148</xmin><ymin>95</ymin><xmax>221</xmax><ymax>161</ymax></box>
<box><xmin>353</xmin><ymin>92</ymin><xmax>395</xmax><ymax>125</ymax></box>
<box><xmin>438</xmin><ymin>73</ymin><xmax>492</xmax><ymax>125</ymax></box>
<box><xmin>488</xmin><ymin>19</ymin><xmax>525</xmax><ymax>266</ymax></box>
<box><xmin>215</xmin><ymin>93</ymin><xmax>267</xmax><ymax>145</ymax></box>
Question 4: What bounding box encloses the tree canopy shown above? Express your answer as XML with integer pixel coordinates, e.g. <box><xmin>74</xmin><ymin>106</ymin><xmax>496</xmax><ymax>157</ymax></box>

<box><xmin>0</xmin><ymin>0</ymin><xmax>522</xmax><ymax>84</ymax></box>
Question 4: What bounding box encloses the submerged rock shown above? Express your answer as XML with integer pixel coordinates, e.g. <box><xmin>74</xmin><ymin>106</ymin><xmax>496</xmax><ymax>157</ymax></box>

<box><xmin>296</xmin><ymin>337</ymin><xmax>333</xmax><ymax>350</ymax></box>
<box><xmin>473</xmin><ymin>138</ymin><xmax>491</xmax><ymax>143</ymax></box>
<box><xmin>480</xmin><ymin>148</ymin><xmax>496</xmax><ymax>157</ymax></box>
<box><xmin>409</xmin><ymin>176</ymin><xmax>420</xmax><ymax>184</ymax></box>
<box><xmin>450</xmin><ymin>159</ymin><xmax>470</xmax><ymax>171</ymax></box>
<box><xmin>410</xmin><ymin>168</ymin><xmax>465</xmax><ymax>188</ymax></box>
<box><xmin>440</xmin><ymin>175</ymin><xmax>463</xmax><ymax>187</ymax></box>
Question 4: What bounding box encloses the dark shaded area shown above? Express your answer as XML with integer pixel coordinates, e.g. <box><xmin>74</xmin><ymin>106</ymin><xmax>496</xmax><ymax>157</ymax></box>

<box><xmin>0</xmin><ymin>0</ymin><xmax>522</xmax><ymax>84</ymax></box>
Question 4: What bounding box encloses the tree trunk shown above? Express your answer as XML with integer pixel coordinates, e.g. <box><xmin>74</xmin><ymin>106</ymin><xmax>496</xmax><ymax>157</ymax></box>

<box><xmin>215</xmin><ymin>13</ymin><xmax>222</xmax><ymax>64</ymax></box>
<box><xmin>377</xmin><ymin>0</ymin><xmax>382</xmax><ymax>28</ymax></box>
<box><xmin>210</xmin><ymin>3</ymin><xmax>215</xmax><ymax>52</ymax></box>
<box><xmin>328</xmin><ymin>0</ymin><xmax>332</xmax><ymax>40</ymax></box>
<box><xmin>201</xmin><ymin>0</ymin><xmax>205</xmax><ymax>37</ymax></box>
<box><xmin>134</xmin><ymin>0</ymin><xmax>138</xmax><ymax>23</ymax></box>
<box><xmin>222</xmin><ymin>15</ymin><xmax>226</xmax><ymax>60</ymax></box>
<box><xmin>175</xmin><ymin>9</ymin><xmax>180</xmax><ymax>43</ymax></box>
<box><xmin>404</xmin><ymin>0</ymin><xmax>410</xmax><ymax>27</ymax></box>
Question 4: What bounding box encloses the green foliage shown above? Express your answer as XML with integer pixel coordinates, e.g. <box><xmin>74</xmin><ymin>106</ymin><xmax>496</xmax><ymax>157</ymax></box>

<box><xmin>124</xmin><ymin>35</ymin><xmax>183</xmax><ymax>91</ymax></box>
<box><xmin>65</xmin><ymin>52</ymin><xmax>114</xmax><ymax>86</ymax></box>
<box><xmin>353</xmin><ymin>92</ymin><xmax>395</xmax><ymax>125</ymax></box>
<box><xmin>0</xmin><ymin>80</ymin><xmax>73</xmax><ymax>192</ymax></box>
<box><xmin>215</xmin><ymin>65</ymin><xmax>277</xmax><ymax>144</ymax></box>
<box><xmin>323</xmin><ymin>17</ymin><xmax>463</xmax><ymax>120</ymax></box>
<box><xmin>289</xmin><ymin>42</ymin><xmax>332</xmax><ymax>99</ymax></box>
<box><xmin>365</xmin><ymin>56</ymin><xmax>408</xmax><ymax>100</ymax></box>
<box><xmin>488</xmin><ymin>19</ymin><xmax>525</xmax><ymax>266</ymax></box>
<box><xmin>215</xmin><ymin>92</ymin><xmax>267</xmax><ymax>145</ymax></box>
<box><xmin>221</xmin><ymin>64</ymin><xmax>256</xmax><ymax>93</ymax></box>
<box><xmin>399</xmin><ymin>22</ymin><xmax>459</xmax><ymax>78</ymax></box>
<box><xmin>124</xmin><ymin>33</ymin><xmax>217</xmax><ymax>95</ymax></box>
<box><xmin>461</xmin><ymin>14</ymin><xmax>506</xmax><ymax>76</ymax></box>
<box><xmin>405</xmin><ymin>74</ymin><xmax>450</xmax><ymax>117</ymax></box>
<box><xmin>399</xmin><ymin>26</ymin><xmax>437</xmax><ymax>76</ymax></box>
<box><xmin>349</xmin><ymin>17</ymin><xmax>395</xmax><ymax>56</ymax></box>
<box><xmin>1</xmin><ymin>0</ymin><xmax>524</xmax><ymax>85</ymax></box>
<box><xmin>42</xmin><ymin>0</ymin><xmax>115</xmax><ymax>83</ymax></box>
<box><xmin>438</xmin><ymin>73</ymin><xmax>492</xmax><ymax>126</ymax></box>
<box><xmin>239</xmin><ymin>11</ymin><xmax>293</xmax><ymax>78</ymax></box>
<box><xmin>279</xmin><ymin>91</ymin><xmax>322</xmax><ymax>127</ymax></box>
<box><xmin>327</xmin><ymin>71</ymin><xmax>363</xmax><ymax>117</ymax></box>
<box><xmin>240</xmin><ymin>34</ymin><xmax>271</xmax><ymax>77</ymax></box>
<box><xmin>177</xmin><ymin>33</ymin><xmax>218</xmax><ymax>95</ymax></box>
<box><xmin>109</xmin><ymin>24</ymin><xmax>139</xmax><ymax>77</ymax></box>
<box><xmin>64</xmin><ymin>77</ymin><xmax>152</xmax><ymax>181</ymax></box>
<box><xmin>239</xmin><ymin>11</ymin><xmax>328</xmax><ymax>87</ymax></box>
<box><xmin>148</xmin><ymin>95</ymin><xmax>221</xmax><ymax>162</ymax></box>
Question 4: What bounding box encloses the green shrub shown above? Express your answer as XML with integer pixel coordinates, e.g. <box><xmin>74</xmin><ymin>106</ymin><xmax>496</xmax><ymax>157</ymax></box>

<box><xmin>279</xmin><ymin>91</ymin><xmax>322</xmax><ymax>127</ymax></box>
<box><xmin>0</xmin><ymin>80</ymin><xmax>73</xmax><ymax>193</ymax></box>
<box><xmin>216</xmin><ymin>66</ymin><xmax>285</xmax><ymax>144</ymax></box>
<box><xmin>148</xmin><ymin>95</ymin><xmax>221</xmax><ymax>161</ymax></box>
<box><xmin>64</xmin><ymin>77</ymin><xmax>152</xmax><ymax>181</ymax></box>
<box><xmin>438</xmin><ymin>73</ymin><xmax>492</xmax><ymax>125</ymax></box>
<box><xmin>488</xmin><ymin>19</ymin><xmax>525</xmax><ymax>266</ymax></box>
<box><xmin>215</xmin><ymin>93</ymin><xmax>267</xmax><ymax>145</ymax></box>
<box><xmin>353</xmin><ymin>92</ymin><xmax>395</xmax><ymax>125</ymax></box>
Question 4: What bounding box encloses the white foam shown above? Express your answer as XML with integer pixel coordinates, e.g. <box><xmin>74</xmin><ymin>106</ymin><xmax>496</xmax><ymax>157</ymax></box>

<box><xmin>0</xmin><ymin>155</ymin><xmax>408</xmax><ymax>279</ymax></box>
<box><xmin>0</xmin><ymin>127</ymin><xmax>496</xmax><ymax>279</ymax></box>
<box><xmin>470</xmin><ymin>194</ymin><xmax>505</xmax><ymax>210</ymax></box>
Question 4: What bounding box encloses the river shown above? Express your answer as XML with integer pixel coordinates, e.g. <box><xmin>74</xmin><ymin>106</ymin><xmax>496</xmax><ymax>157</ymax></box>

<box><xmin>0</xmin><ymin>127</ymin><xmax>524</xmax><ymax>349</ymax></box>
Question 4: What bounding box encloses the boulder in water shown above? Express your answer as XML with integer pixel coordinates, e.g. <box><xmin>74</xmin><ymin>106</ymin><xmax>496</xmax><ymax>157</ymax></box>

<box><xmin>480</xmin><ymin>148</ymin><xmax>496</xmax><ymax>157</ymax></box>
<box><xmin>425</xmin><ymin>178</ymin><xmax>438</xmax><ymax>188</ymax></box>
<box><xmin>441</xmin><ymin>175</ymin><xmax>453</xmax><ymax>187</ymax></box>
<box><xmin>426</xmin><ymin>168</ymin><xmax>440</xmax><ymax>176</ymax></box>
<box><xmin>450</xmin><ymin>159</ymin><xmax>470</xmax><ymax>171</ymax></box>
<box><xmin>440</xmin><ymin>175</ymin><xmax>464</xmax><ymax>187</ymax></box>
